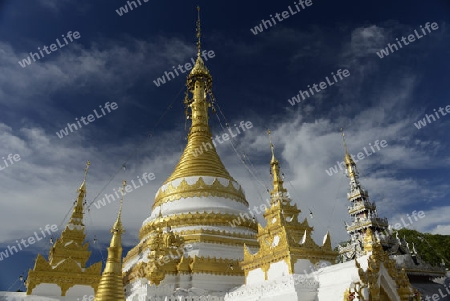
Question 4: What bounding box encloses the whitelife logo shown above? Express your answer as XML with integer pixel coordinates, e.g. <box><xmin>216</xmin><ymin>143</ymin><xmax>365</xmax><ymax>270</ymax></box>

<box><xmin>56</xmin><ymin>102</ymin><xmax>118</xmax><ymax>139</ymax></box>
<box><xmin>250</xmin><ymin>0</ymin><xmax>313</xmax><ymax>35</ymax></box>
<box><xmin>287</xmin><ymin>69</ymin><xmax>350</xmax><ymax>106</ymax></box>
<box><xmin>153</xmin><ymin>50</ymin><xmax>215</xmax><ymax>87</ymax></box>
<box><xmin>414</xmin><ymin>105</ymin><xmax>450</xmax><ymax>129</ymax></box>
<box><xmin>92</xmin><ymin>172</ymin><xmax>155</xmax><ymax>209</ymax></box>
<box><xmin>376</xmin><ymin>22</ymin><xmax>439</xmax><ymax>59</ymax></box>
<box><xmin>0</xmin><ymin>225</ymin><xmax>58</xmax><ymax>261</ymax></box>
<box><xmin>0</xmin><ymin>153</ymin><xmax>21</xmax><ymax>171</ymax></box>
<box><xmin>190</xmin><ymin>121</ymin><xmax>253</xmax><ymax>157</ymax></box>
<box><xmin>325</xmin><ymin>140</ymin><xmax>388</xmax><ymax>176</ymax></box>
<box><xmin>18</xmin><ymin>31</ymin><xmax>81</xmax><ymax>68</ymax></box>
<box><xmin>115</xmin><ymin>0</ymin><xmax>149</xmax><ymax>16</ymax></box>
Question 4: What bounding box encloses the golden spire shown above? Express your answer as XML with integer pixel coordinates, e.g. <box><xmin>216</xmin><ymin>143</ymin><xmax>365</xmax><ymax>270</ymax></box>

<box><xmin>112</xmin><ymin>180</ymin><xmax>125</xmax><ymax>237</ymax></box>
<box><xmin>162</xmin><ymin>7</ymin><xmax>232</xmax><ymax>184</ymax></box>
<box><xmin>49</xmin><ymin>161</ymin><xmax>92</xmax><ymax>266</ymax></box>
<box><xmin>267</xmin><ymin>130</ymin><xmax>287</xmax><ymax>199</ymax></box>
<box><xmin>71</xmin><ymin>161</ymin><xmax>90</xmax><ymax>222</ymax></box>
<box><xmin>341</xmin><ymin>129</ymin><xmax>357</xmax><ymax>178</ymax></box>
<box><xmin>189</xmin><ymin>6</ymin><xmax>210</xmax><ymax>78</ymax></box>
<box><xmin>242</xmin><ymin>134</ymin><xmax>338</xmax><ymax>276</ymax></box>
<box><xmin>95</xmin><ymin>180</ymin><xmax>126</xmax><ymax>301</ymax></box>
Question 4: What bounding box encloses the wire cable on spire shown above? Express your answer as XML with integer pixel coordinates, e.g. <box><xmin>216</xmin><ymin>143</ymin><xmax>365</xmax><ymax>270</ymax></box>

<box><xmin>85</xmin><ymin>84</ymin><xmax>185</xmax><ymax>211</ymax></box>
<box><xmin>210</xmin><ymin>92</ymin><xmax>270</xmax><ymax>191</ymax></box>
<box><xmin>340</xmin><ymin>127</ymin><xmax>350</xmax><ymax>155</ymax></box>
<box><xmin>196</xmin><ymin>6</ymin><xmax>201</xmax><ymax>55</ymax></box>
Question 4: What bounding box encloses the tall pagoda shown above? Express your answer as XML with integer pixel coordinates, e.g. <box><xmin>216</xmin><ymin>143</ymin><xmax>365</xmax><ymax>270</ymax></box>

<box><xmin>122</xmin><ymin>7</ymin><xmax>259</xmax><ymax>299</ymax></box>
<box><xmin>239</xmin><ymin>134</ymin><xmax>336</xmax><ymax>291</ymax></box>
<box><xmin>338</xmin><ymin>132</ymin><xmax>446</xmax><ymax>280</ymax></box>
<box><xmin>338</xmin><ymin>132</ymin><xmax>393</xmax><ymax>261</ymax></box>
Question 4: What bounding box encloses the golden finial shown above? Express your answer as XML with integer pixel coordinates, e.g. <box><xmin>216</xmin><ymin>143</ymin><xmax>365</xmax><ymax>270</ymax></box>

<box><xmin>340</xmin><ymin>128</ymin><xmax>349</xmax><ymax>154</ymax></box>
<box><xmin>341</xmin><ymin>128</ymin><xmax>356</xmax><ymax>168</ymax></box>
<box><xmin>267</xmin><ymin>130</ymin><xmax>287</xmax><ymax>198</ymax></box>
<box><xmin>78</xmin><ymin>161</ymin><xmax>90</xmax><ymax>193</ymax></box>
<box><xmin>111</xmin><ymin>180</ymin><xmax>126</xmax><ymax>235</ymax></box>
<box><xmin>196</xmin><ymin>6</ymin><xmax>201</xmax><ymax>56</ymax></box>
<box><xmin>267</xmin><ymin>129</ymin><xmax>275</xmax><ymax>159</ymax></box>
<box><xmin>84</xmin><ymin>160</ymin><xmax>90</xmax><ymax>180</ymax></box>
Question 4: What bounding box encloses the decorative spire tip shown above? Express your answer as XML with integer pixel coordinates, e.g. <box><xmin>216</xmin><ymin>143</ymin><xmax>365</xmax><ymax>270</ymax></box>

<box><xmin>340</xmin><ymin>128</ymin><xmax>349</xmax><ymax>154</ymax></box>
<box><xmin>196</xmin><ymin>6</ymin><xmax>201</xmax><ymax>56</ymax></box>
<box><xmin>118</xmin><ymin>180</ymin><xmax>126</xmax><ymax>217</ymax></box>
<box><xmin>267</xmin><ymin>129</ymin><xmax>275</xmax><ymax>160</ymax></box>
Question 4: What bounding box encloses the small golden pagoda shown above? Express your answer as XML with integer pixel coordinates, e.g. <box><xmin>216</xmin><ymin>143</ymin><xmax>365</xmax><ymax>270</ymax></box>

<box><xmin>241</xmin><ymin>133</ymin><xmax>337</xmax><ymax>280</ymax></box>
<box><xmin>95</xmin><ymin>181</ymin><xmax>127</xmax><ymax>301</ymax></box>
<box><xmin>26</xmin><ymin>161</ymin><xmax>102</xmax><ymax>295</ymax></box>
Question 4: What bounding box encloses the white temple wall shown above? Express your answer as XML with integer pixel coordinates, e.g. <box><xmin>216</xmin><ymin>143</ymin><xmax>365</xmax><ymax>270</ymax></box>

<box><xmin>29</xmin><ymin>283</ymin><xmax>61</xmax><ymax>296</ymax></box>
<box><xmin>246</xmin><ymin>268</ymin><xmax>265</xmax><ymax>285</ymax></box>
<box><xmin>225</xmin><ymin>274</ymin><xmax>318</xmax><ymax>301</ymax></box>
<box><xmin>147</xmin><ymin>296</ymin><xmax>224</xmax><ymax>301</ymax></box>
<box><xmin>65</xmin><ymin>284</ymin><xmax>95</xmax><ymax>297</ymax></box>
<box><xmin>191</xmin><ymin>273</ymin><xmax>244</xmax><ymax>291</ymax></box>
<box><xmin>186</xmin><ymin>242</ymin><xmax>246</xmax><ymax>260</ymax></box>
<box><xmin>293</xmin><ymin>259</ymin><xmax>315</xmax><ymax>275</ymax></box>
<box><xmin>267</xmin><ymin>260</ymin><xmax>289</xmax><ymax>280</ymax></box>
<box><xmin>315</xmin><ymin>259</ymin><xmax>333</xmax><ymax>269</ymax></box>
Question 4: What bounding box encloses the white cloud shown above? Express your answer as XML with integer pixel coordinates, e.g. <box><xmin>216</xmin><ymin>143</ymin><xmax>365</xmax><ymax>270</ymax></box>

<box><xmin>431</xmin><ymin>225</ymin><xmax>450</xmax><ymax>235</ymax></box>
<box><xmin>0</xmin><ymin>22</ymin><xmax>448</xmax><ymax>263</ymax></box>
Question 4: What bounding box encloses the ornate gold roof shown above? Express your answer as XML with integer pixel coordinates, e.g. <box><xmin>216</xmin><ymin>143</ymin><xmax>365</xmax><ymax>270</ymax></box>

<box><xmin>26</xmin><ymin>161</ymin><xmax>102</xmax><ymax>296</ymax></box>
<box><xmin>352</xmin><ymin>239</ymin><xmax>414</xmax><ymax>301</ymax></box>
<box><xmin>241</xmin><ymin>140</ymin><xmax>337</xmax><ymax>276</ymax></box>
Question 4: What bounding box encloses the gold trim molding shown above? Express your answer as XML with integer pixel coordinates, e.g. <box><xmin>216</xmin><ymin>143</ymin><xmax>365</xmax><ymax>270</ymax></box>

<box><xmin>353</xmin><ymin>240</ymin><xmax>414</xmax><ymax>301</ymax></box>
<box><xmin>125</xmin><ymin>227</ymin><xmax>258</xmax><ymax>265</ymax></box>
<box><xmin>139</xmin><ymin>211</ymin><xmax>257</xmax><ymax>240</ymax></box>
<box><xmin>153</xmin><ymin>177</ymin><xmax>248</xmax><ymax>209</ymax></box>
<box><xmin>26</xmin><ymin>254</ymin><xmax>101</xmax><ymax>295</ymax></box>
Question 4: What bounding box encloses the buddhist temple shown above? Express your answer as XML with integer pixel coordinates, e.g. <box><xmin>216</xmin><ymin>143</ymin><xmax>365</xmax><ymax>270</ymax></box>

<box><xmin>0</xmin><ymin>7</ymin><xmax>448</xmax><ymax>301</ymax></box>
<box><xmin>95</xmin><ymin>180</ymin><xmax>127</xmax><ymax>301</ymax></box>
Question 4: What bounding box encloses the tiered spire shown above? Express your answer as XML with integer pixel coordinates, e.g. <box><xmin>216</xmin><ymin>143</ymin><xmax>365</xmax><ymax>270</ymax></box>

<box><xmin>161</xmin><ymin>6</ymin><xmax>230</xmax><ymax>183</ymax></box>
<box><xmin>338</xmin><ymin>131</ymin><xmax>447</xmax><ymax>278</ymax></box>
<box><xmin>338</xmin><ymin>131</ymin><xmax>390</xmax><ymax>261</ymax></box>
<box><xmin>154</xmin><ymin>6</ymin><xmax>241</xmax><ymax>208</ymax></box>
<box><xmin>27</xmin><ymin>161</ymin><xmax>102</xmax><ymax>296</ymax></box>
<box><xmin>268</xmin><ymin>130</ymin><xmax>288</xmax><ymax>201</ymax></box>
<box><xmin>95</xmin><ymin>180</ymin><xmax>127</xmax><ymax>301</ymax></box>
<box><xmin>241</xmin><ymin>133</ymin><xmax>336</xmax><ymax>278</ymax></box>
<box><xmin>48</xmin><ymin>161</ymin><xmax>91</xmax><ymax>266</ymax></box>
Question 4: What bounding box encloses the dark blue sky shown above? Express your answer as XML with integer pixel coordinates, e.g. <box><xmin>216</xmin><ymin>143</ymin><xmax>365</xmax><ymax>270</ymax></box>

<box><xmin>0</xmin><ymin>0</ymin><xmax>449</xmax><ymax>291</ymax></box>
